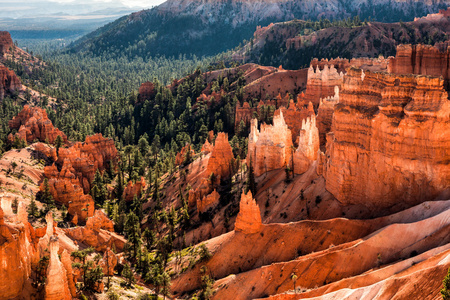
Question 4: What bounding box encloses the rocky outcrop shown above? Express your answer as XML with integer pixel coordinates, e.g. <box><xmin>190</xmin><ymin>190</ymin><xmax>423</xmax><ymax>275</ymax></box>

<box><xmin>388</xmin><ymin>44</ymin><xmax>450</xmax><ymax>89</ymax></box>
<box><xmin>60</xmin><ymin>250</ymin><xmax>77</xmax><ymax>298</ymax></box>
<box><xmin>201</xmin><ymin>139</ymin><xmax>213</xmax><ymax>154</ymax></box>
<box><xmin>0</xmin><ymin>65</ymin><xmax>21</xmax><ymax>100</ymax></box>
<box><xmin>175</xmin><ymin>143</ymin><xmax>195</xmax><ymax>166</ymax></box>
<box><xmin>234</xmin><ymin>191</ymin><xmax>261</xmax><ymax>234</ymax></box>
<box><xmin>44</xmin><ymin>163</ymin><xmax>95</xmax><ymax>221</ymax></box>
<box><xmin>0</xmin><ymin>31</ymin><xmax>13</xmax><ymax>54</ymax></box>
<box><xmin>56</xmin><ymin>134</ymin><xmax>117</xmax><ymax>193</ymax></box>
<box><xmin>34</xmin><ymin>142</ymin><xmax>58</xmax><ymax>161</ymax></box>
<box><xmin>197</xmin><ymin>189</ymin><xmax>219</xmax><ymax>213</ymax></box>
<box><xmin>45</xmin><ymin>236</ymin><xmax>71</xmax><ymax>300</ymax></box>
<box><xmin>274</xmin><ymin>100</ymin><xmax>315</xmax><ymax>144</ymax></box>
<box><xmin>299</xmin><ymin>64</ymin><xmax>344</xmax><ymax>108</ymax></box>
<box><xmin>205</xmin><ymin>132</ymin><xmax>234</xmax><ymax>181</ymax></box>
<box><xmin>8</xmin><ymin>105</ymin><xmax>67</xmax><ymax>144</ymax></box>
<box><xmin>40</xmin><ymin>133</ymin><xmax>117</xmax><ymax>219</ymax></box>
<box><xmin>247</xmin><ymin>111</ymin><xmax>293</xmax><ymax>177</ymax></box>
<box><xmin>316</xmin><ymin>86</ymin><xmax>340</xmax><ymax>148</ymax></box>
<box><xmin>123</xmin><ymin>177</ymin><xmax>146</xmax><ymax>202</ymax></box>
<box><xmin>65</xmin><ymin>210</ymin><xmax>125</xmax><ymax>252</ymax></box>
<box><xmin>137</xmin><ymin>81</ymin><xmax>156</xmax><ymax>102</ymax></box>
<box><xmin>292</xmin><ymin>113</ymin><xmax>320</xmax><ymax>175</ymax></box>
<box><xmin>325</xmin><ymin>68</ymin><xmax>450</xmax><ymax>210</ymax></box>
<box><xmin>0</xmin><ymin>205</ymin><xmax>34</xmax><ymax>299</ymax></box>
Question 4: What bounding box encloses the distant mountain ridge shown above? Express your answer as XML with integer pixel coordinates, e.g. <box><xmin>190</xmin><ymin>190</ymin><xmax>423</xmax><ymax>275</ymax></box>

<box><xmin>70</xmin><ymin>0</ymin><xmax>450</xmax><ymax>59</ymax></box>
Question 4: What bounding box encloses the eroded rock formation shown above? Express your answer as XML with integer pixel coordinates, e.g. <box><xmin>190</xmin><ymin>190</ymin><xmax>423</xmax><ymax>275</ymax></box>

<box><xmin>175</xmin><ymin>143</ymin><xmax>195</xmax><ymax>166</ymax></box>
<box><xmin>247</xmin><ymin>111</ymin><xmax>293</xmax><ymax>177</ymax></box>
<box><xmin>0</xmin><ymin>31</ymin><xmax>13</xmax><ymax>54</ymax></box>
<box><xmin>123</xmin><ymin>177</ymin><xmax>146</xmax><ymax>202</ymax></box>
<box><xmin>39</xmin><ymin>133</ymin><xmax>117</xmax><ymax>220</ymax></box>
<box><xmin>293</xmin><ymin>113</ymin><xmax>320</xmax><ymax>175</ymax></box>
<box><xmin>299</xmin><ymin>64</ymin><xmax>344</xmax><ymax>108</ymax></box>
<box><xmin>45</xmin><ymin>236</ymin><xmax>71</xmax><ymax>300</ymax></box>
<box><xmin>234</xmin><ymin>191</ymin><xmax>261</xmax><ymax>234</ymax></box>
<box><xmin>325</xmin><ymin>68</ymin><xmax>450</xmax><ymax>209</ymax></box>
<box><xmin>274</xmin><ymin>100</ymin><xmax>315</xmax><ymax>144</ymax></box>
<box><xmin>388</xmin><ymin>44</ymin><xmax>450</xmax><ymax>89</ymax></box>
<box><xmin>56</xmin><ymin>134</ymin><xmax>117</xmax><ymax>193</ymax></box>
<box><xmin>197</xmin><ymin>189</ymin><xmax>219</xmax><ymax>213</ymax></box>
<box><xmin>65</xmin><ymin>210</ymin><xmax>125</xmax><ymax>252</ymax></box>
<box><xmin>0</xmin><ymin>65</ymin><xmax>21</xmax><ymax>100</ymax></box>
<box><xmin>317</xmin><ymin>86</ymin><xmax>340</xmax><ymax>148</ymax></box>
<box><xmin>9</xmin><ymin>105</ymin><xmax>67</xmax><ymax>144</ymax></box>
<box><xmin>44</xmin><ymin>163</ymin><xmax>95</xmax><ymax>220</ymax></box>
<box><xmin>205</xmin><ymin>132</ymin><xmax>234</xmax><ymax>180</ymax></box>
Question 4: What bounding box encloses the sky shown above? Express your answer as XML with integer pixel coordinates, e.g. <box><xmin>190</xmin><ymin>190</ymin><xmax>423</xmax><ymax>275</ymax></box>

<box><xmin>0</xmin><ymin>0</ymin><xmax>167</xmax><ymax>18</ymax></box>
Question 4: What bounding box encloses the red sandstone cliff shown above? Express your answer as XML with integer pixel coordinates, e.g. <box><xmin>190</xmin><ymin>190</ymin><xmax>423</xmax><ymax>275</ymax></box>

<box><xmin>325</xmin><ymin>68</ymin><xmax>450</xmax><ymax>210</ymax></box>
<box><xmin>9</xmin><ymin>105</ymin><xmax>67</xmax><ymax>144</ymax></box>
<box><xmin>388</xmin><ymin>44</ymin><xmax>450</xmax><ymax>90</ymax></box>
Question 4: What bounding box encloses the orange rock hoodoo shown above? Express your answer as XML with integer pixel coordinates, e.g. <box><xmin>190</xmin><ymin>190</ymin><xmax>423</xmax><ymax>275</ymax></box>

<box><xmin>316</xmin><ymin>85</ymin><xmax>340</xmax><ymax>148</ymax></box>
<box><xmin>197</xmin><ymin>189</ymin><xmax>220</xmax><ymax>213</ymax></box>
<box><xmin>8</xmin><ymin>105</ymin><xmax>67</xmax><ymax>144</ymax></box>
<box><xmin>123</xmin><ymin>177</ymin><xmax>146</xmax><ymax>202</ymax></box>
<box><xmin>205</xmin><ymin>132</ymin><xmax>234</xmax><ymax>181</ymax></box>
<box><xmin>234</xmin><ymin>191</ymin><xmax>262</xmax><ymax>234</ymax></box>
<box><xmin>0</xmin><ymin>31</ymin><xmax>13</xmax><ymax>54</ymax></box>
<box><xmin>325</xmin><ymin>68</ymin><xmax>450</xmax><ymax>209</ymax></box>
<box><xmin>293</xmin><ymin>113</ymin><xmax>320</xmax><ymax>175</ymax></box>
<box><xmin>247</xmin><ymin>111</ymin><xmax>293</xmax><ymax>177</ymax></box>
<box><xmin>42</xmin><ymin>133</ymin><xmax>117</xmax><ymax>220</ymax></box>
<box><xmin>175</xmin><ymin>143</ymin><xmax>195</xmax><ymax>166</ymax></box>
<box><xmin>0</xmin><ymin>65</ymin><xmax>21</xmax><ymax>100</ymax></box>
<box><xmin>45</xmin><ymin>237</ymin><xmax>71</xmax><ymax>300</ymax></box>
<box><xmin>299</xmin><ymin>64</ymin><xmax>344</xmax><ymax>108</ymax></box>
<box><xmin>274</xmin><ymin>99</ymin><xmax>315</xmax><ymax>144</ymax></box>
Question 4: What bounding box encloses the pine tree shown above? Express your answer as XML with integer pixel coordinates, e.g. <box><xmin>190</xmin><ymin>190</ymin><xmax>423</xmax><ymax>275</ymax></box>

<box><xmin>442</xmin><ymin>267</ymin><xmax>450</xmax><ymax>300</ymax></box>
<box><xmin>121</xmin><ymin>263</ymin><xmax>135</xmax><ymax>287</ymax></box>
<box><xmin>124</xmin><ymin>212</ymin><xmax>142</xmax><ymax>261</ymax></box>
<box><xmin>28</xmin><ymin>196</ymin><xmax>38</xmax><ymax>217</ymax></box>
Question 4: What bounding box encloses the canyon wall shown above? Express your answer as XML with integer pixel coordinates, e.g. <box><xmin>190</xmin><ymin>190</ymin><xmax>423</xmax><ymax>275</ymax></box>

<box><xmin>325</xmin><ymin>68</ymin><xmax>450</xmax><ymax>209</ymax></box>
<box><xmin>388</xmin><ymin>44</ymin><xmax>450</xmax><ymax>89</ymax></box>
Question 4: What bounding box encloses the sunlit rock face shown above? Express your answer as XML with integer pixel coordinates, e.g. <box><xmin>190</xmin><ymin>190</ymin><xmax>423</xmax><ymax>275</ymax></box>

<box><xmin>235</xmin><ymin>191</ymin><xmax>262</xmax><ymax>234</ymax></box>
<box><xmin>247</xmin><ymin>111</ymin><xmax>293</xmax><ymax>177</ymax></box>
<box><xmin>9</xmin><ymin>105</ymin><xmax>66</xmax><ymax>144</ymax></box>
<box><xmin>325</xmin><ymin>67</ymin><xmax>450</xmax><ymax>209</ymax></box>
